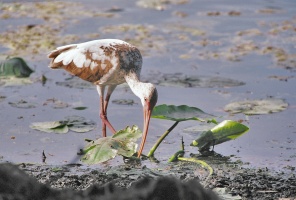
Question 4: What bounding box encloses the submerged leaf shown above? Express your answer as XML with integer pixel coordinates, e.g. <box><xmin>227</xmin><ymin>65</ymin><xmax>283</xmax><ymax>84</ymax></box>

<box><xmin>112</xmin><ymin>99</ymin><xmax>137</xmax><ymax>105</ymax></box>
<box><xmin>0</xmin><ymin>57</ymin><xmax>34</xmax><ymax>78</ymax></box>
<box><xmin>56</xmin><ymin>77</ymin><xmax>94</xmax><ymax>89</ymax></box>
<box><xmin>152</xmin><ymin>104</ymin><xmax>216</xmax><ymax>122</ymax></box>
<box><xmin>68</xmin><ymin>125</ymin><xmax>96</xmax><ymax>133</ymax></box>
<box><xmin>43</xmin><ymin>98</ymin><xmax>69</xmax><ymax>109</ymax></box>
<box><xmin>81</xmin><ymin>126</ymin><xmax>142</xmax><ymax>164</ymax></box>
<box><xmin>0</xmin><ymin>95</ymin><xmax>6</xmax><ymax>103</ymax></box>
<box><xmin>224</xmin><ymin>98</ymin><xmax>288</xmax><ymax>115</ymax></box>
<box><xmin>9</xmin><ymin>100</ymin><xmax>37</xmax><ymax>109</ymax></box>
<box><xmin>65</xmin><ymin>115</ymin><xmax>96</xmax><ymax>133</ymax></box>
<box><xmin>191</xmin><ymin>120</ymin><xmax>249</xmax><ymax>152</ymax></box>
<box><xmin>143</xmin><ymin>73</ymin><xmax>245</xmax><ymax>88</ymax></box>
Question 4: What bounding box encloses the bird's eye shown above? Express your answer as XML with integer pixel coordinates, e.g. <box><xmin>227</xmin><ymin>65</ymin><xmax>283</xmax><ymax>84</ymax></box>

<box><xmin>144</xmin><ymin>97</ymin><xmax>148</xmax><ymax>101</ymax></box>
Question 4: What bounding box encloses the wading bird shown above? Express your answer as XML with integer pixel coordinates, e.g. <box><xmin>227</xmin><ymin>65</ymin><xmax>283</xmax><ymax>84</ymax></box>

<box><xmin>48</xmin><ymin>39</ymin><xmax>158</xmax><ymax>157</ymax></box>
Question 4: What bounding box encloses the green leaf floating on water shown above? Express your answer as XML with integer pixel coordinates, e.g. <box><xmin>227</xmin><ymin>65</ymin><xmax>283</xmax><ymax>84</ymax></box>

<box><xmin>30</xmin><ymin>115</ymin><xmax>96</xmax><ymax>133</ymax></box>
<box><xmin>73</xmin><ymin>106</ymin><xmax>87</xmax><ymax>110</ymax></box>
<box><xmin>0</xmin><ymin>57</ymin><xmax>34</xmax><ymax>77</ymax></box>
<box><xmin>191</xmin><ymin>120</ymin><xmax>249</xmax><ymax>152</ymax></box>
<box><xmin>30</xmin><ymin>121</ymin><xmax>69</xmax><ymax>134</ymax></box>
<box><xmin>81</xmin><ymin>126</ymin><xmax>142</xmax><ymax>164</ymax></box>
<box><xmin>147</xmin><ymin>104</ymin><xmax>216</xmax><ymax>157</ymax></box>
<box><xmin>152</xmin><ymin>104</ymin><xmax>216</xmax><ymax>122</ymax></box>
<box><xmin>224</xmin><ymin>98</ymin><xmax>288</xmax><ymax>115</ymax></box>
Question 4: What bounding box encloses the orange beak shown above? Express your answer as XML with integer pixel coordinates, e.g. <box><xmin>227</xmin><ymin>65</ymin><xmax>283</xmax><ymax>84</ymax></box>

<box><xmin>137</xmin><ymin>101</ymin><xmax>152</xmax><ymax>157</ymax></box>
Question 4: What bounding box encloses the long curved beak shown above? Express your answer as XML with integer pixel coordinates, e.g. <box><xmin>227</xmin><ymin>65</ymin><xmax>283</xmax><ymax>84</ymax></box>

<box><xmin>137</xmin><ymin>102</ymin><xmax>152</xmax><ymax>157</ymax></box>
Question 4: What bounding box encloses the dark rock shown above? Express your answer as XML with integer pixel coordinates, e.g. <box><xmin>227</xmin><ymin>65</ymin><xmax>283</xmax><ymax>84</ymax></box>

<box><xmin>0</xmin><ymin>163</ymin><xmax>219</xmax><ymax>200</ymax></box>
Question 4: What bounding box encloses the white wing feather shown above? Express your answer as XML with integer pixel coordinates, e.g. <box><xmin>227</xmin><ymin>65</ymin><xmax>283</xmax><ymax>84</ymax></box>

<box><xmin>52</xmin><ymin>39</ymin><xmax>129</xmax><ymax>69</ymax></box>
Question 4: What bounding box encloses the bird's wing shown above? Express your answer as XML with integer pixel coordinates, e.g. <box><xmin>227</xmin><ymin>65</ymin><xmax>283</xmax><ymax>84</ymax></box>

<box><xmin>47</xmin><ymin>40</ymin><xmax>125</xmax><ymax>82</ymax></box>
<box><xmin>48</xmin><ymin>44</ymin><xmax>77</xmax><ymax>68</ymax></box>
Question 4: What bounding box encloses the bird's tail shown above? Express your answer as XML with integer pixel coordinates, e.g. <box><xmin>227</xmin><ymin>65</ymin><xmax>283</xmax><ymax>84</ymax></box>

<box><xmin>48</xmin><ymin>44</ymin><xmax>77</xmax><ymax>69</ymax></box>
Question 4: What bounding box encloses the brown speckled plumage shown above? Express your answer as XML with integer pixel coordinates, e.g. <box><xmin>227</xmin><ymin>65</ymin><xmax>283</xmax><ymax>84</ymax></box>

<box><xmin>48</xmin><ymin>39</ymin><xmax>142</xmax><ymax>85</ymax></box>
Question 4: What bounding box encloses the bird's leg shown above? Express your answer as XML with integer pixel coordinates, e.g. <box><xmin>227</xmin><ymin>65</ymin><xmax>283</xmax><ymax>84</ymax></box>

<box><xmin>97</xmin><ymin>85</ymin><xmax>116</xmax><ymax>137</ymax></box>
<box><xmin>103</xmin><ymin>85</ymin><xmax>117</xmax><ymax>134</ymax></box>
<box><xmin>97</xmin><ymin>85</ymin><xmax>107</xmax><ymax>137</ymax></box>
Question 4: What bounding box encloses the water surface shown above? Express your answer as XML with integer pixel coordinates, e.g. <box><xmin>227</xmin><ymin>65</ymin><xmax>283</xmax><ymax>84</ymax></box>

<box><xmin>0</xmin><ymin>0</ymin><xmax>295</xmax><ymax>170</ymax></box>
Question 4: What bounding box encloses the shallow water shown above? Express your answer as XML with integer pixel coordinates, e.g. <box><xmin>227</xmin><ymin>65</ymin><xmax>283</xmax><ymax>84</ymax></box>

<box><xmin>0</xmin><ymin>0</ymin><xmax>295</xmax><ymax>170</ymax></box>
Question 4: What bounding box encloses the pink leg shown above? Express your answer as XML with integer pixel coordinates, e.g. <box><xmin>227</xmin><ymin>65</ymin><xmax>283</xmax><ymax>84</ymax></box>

<box><xmin>97</xmin><ymin>85</ymin><xmax>116</xmax><ymax>137</ymax></box>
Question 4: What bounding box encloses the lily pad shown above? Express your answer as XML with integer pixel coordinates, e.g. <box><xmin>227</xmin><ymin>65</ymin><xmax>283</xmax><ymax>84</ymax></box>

<box><xmin>81</xmin><ymin>126</ymin><xmax>142</xmax><ymax>164</ymax></box>
<box><xmin>30</xmin><ymin>121</ymin><xmax>69</xmax><ymax>134</ymax></box>
<box><xmin>224</xmin><ymin>98</ymin><xmax>288</xmax><ymax>115</ymax></box>
<box><xmin>0</xmin><ymin>57</ymin><xmax>34</xmax><ymax>77</ymax></box>
<box><xmin>152</xmin><ymin>104</ymin><xmax>216</xmax><ymax>122</ymax></box>
<box><xmin>64</xmin><ymin>115</ymin><xmax>96</xmax><ymax>133</ymax></box>
<box><xmin>30</xmin><ymin>115</ymin><xmax>96</xmax><ymax>133</ymax></box>
<box><xmin>191</xmin><ymin>120</ymin><xmax>249</xmax><ymax>152</ymax></box>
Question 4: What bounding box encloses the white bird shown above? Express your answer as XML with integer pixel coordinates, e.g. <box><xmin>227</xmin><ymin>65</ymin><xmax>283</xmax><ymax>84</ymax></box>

<box><xmin>48</xmin><ymin>39</ymin><xmax>158</xmax><ymax>157</ymax></box>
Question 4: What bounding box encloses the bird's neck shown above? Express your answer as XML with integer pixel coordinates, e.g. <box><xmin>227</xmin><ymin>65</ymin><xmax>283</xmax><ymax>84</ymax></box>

<box><xmin>125</xmin><ymin>73</ymin><xmax>143</xmax><ymax>99</ymax></box>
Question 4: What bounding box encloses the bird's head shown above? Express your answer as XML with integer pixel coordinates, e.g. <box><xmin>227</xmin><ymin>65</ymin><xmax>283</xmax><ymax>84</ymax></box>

<box><xmin>140</xmin><ymin>83</ymin><xmax>158</xmax><ymax>111</ymax></box>
<box><xmin>139</xmin><ymin>83</ymin><xmax>158</xmax><ymax>124</ymax></box>
<box><xmin>137</xmin><ymin>83</ymin><xmax>158</xmax><ymax>157</ymax></box>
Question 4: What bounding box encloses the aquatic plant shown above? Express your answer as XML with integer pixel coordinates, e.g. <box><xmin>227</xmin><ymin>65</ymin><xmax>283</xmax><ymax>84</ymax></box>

<box><xmin>79</xmin><ymin>104</ymin><xmax>249</xmax><ymax>164</ymax></box>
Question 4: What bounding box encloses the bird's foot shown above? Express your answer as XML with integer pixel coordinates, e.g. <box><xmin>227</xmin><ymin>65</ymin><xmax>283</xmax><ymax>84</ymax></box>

<box><xmin>100</xmin><ymin>113</ymin><xmax>116</xmax><ymax>134</ymax></box>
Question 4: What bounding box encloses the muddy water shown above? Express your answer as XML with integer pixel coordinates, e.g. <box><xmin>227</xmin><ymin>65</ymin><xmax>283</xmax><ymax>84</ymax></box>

<box><xmin>0</xmin><ymin>0</ymin><xmax>295</xmax><ymax>170</ymax></box>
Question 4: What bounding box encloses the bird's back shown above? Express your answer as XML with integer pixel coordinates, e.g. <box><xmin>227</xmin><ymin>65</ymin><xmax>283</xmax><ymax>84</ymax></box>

<box><xmin>48</xmin><ymin>39</ymin><xmax>142</xmax><ymax>85</ymax></box>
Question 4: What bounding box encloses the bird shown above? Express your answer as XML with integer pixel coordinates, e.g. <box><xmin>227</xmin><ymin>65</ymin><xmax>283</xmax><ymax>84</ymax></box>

<box><xmin>48</xmin><ymin>39</ymin><xmax>158</xmax><ymax>158</ymax></box>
